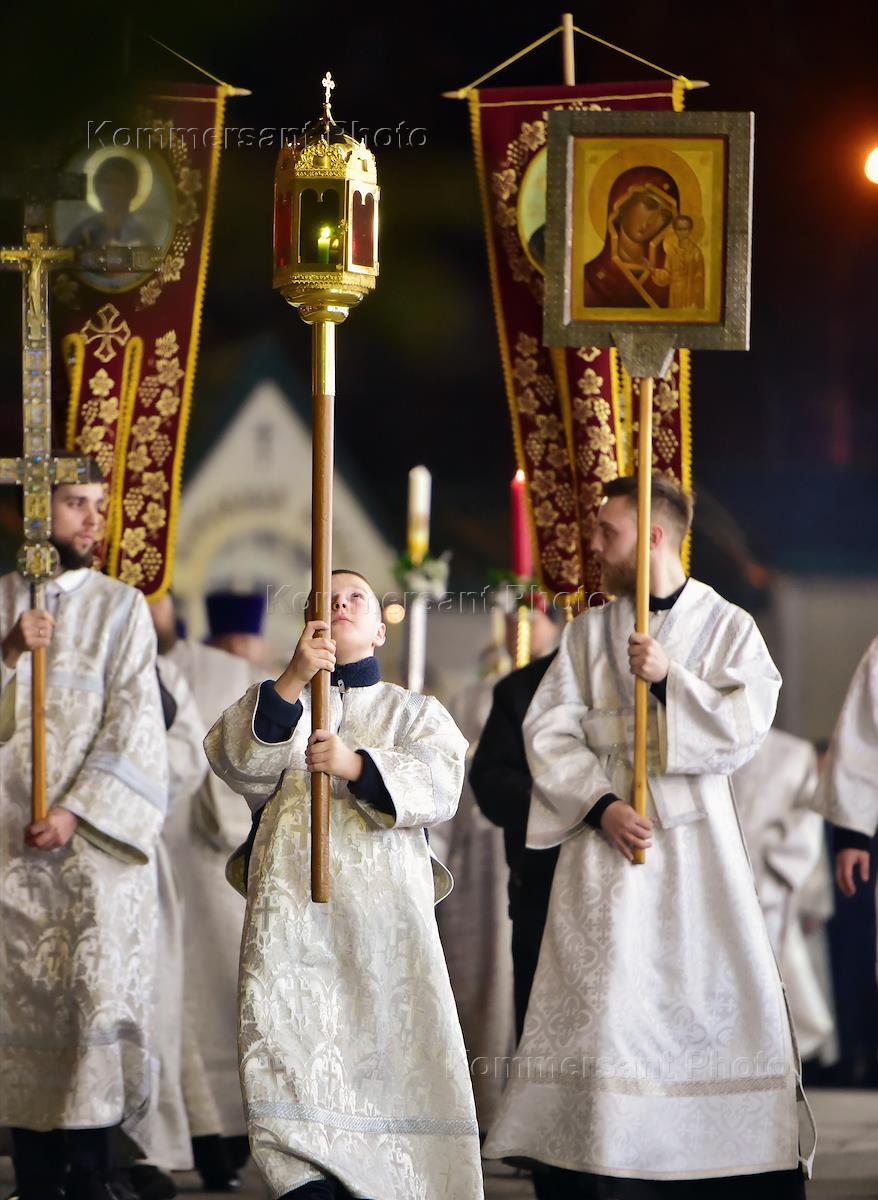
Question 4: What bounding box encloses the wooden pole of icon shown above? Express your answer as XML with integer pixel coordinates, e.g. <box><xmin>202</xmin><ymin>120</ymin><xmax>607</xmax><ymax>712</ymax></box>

<box><xmin>615</xmin><ymin>337</ymin><xmax>675</xmax><ymax>866</ymax></box>
<box><xmin>561</xmin><ymin>12</ymin><xmax>575</xmax><ymax>86</ymax></box>
<box><xmin>631</xmin><ymin>375</ymin><xmax>654</xmax><ymax>866</ymax></box>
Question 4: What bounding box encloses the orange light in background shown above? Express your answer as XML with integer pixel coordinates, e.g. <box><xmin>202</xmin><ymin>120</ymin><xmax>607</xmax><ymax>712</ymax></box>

<box><xmin>384</xmin><ymin>603</ymin><xmax>406</xmax><ymax>625</ymax></box>
<box><xmin>865</xmin><ymin>147</ymin><xmax>878</xmax><ymax>184</ymax></box>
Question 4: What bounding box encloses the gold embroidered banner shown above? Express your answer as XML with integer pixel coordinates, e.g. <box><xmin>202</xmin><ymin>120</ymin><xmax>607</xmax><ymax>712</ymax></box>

<box><xmin>54</xmin><ymin>81</ymin><xmax>232</xmax><ymax>598</ymax></box>
<box><xmin>469</xmin><ymin>80</ymin><xmax>692</xmax><ymax>599</ymax></box>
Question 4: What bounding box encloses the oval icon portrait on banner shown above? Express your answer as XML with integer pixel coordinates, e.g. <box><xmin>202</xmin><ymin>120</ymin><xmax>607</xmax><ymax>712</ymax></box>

<box><xmin>52</xmin><ymin>146</ymin><xmax>177</xmax><ymax>293</ymax></box>
<box><xmin>517</xmin><ymin>148</ymin><xmax>547</xmax><ymax>274</ymax></box>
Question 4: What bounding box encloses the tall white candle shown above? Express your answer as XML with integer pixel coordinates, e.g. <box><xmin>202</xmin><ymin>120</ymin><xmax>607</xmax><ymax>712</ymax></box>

<box><xmin>406</xmin><ymin>465</ymin><xmax>431</xmax><ymax>565</ymax></box>
<box><xmin>407</xmin><ymin>593</ymin><xmax>428</xmax><ymax>693</ymax></box>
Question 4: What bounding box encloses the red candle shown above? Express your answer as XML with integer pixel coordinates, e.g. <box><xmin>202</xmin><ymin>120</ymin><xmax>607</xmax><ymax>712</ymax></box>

<box><xmin>510</xmin><ymin>469</ymin><xmax>532</xmax><ymax>579</ymax></box>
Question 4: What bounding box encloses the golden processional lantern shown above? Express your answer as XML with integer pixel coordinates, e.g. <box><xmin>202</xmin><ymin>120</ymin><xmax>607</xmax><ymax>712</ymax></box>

<box><xmin>272</xmin><ymin>73</ymin><xmax>379</xmax><ymax>904</ymax></box>
<box><xmin>273</xmin><ymin>71</ymin><xmax>379</xmax><ymax>312</ymax></box>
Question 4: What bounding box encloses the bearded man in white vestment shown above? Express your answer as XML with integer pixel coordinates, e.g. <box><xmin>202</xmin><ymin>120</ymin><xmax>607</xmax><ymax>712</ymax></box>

<box><xmin>0</xmin><ymin>467</ymin><xmax>167</xmax><ymax>1200</ymax></box>
<box><xmin>205</xmin><ymin>570</ymin><xmax>483</xmax><ymax>1200</ymax></box>
<box><xmin>484</xmin><ymin>475</ymin><xmax>814</xmax><ymax>1199</ymax></box>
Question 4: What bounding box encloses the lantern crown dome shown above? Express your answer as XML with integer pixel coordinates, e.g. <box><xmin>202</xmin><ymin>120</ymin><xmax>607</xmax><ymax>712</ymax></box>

<box><xmin>273</xmin><ymin>72</ymin><xmax>380</xmax><ymax>314</ymax></box>
<box><xmin>277</xmin><ymin>72</ymin><xmax>377</xmax><ymax>185</ymax></box>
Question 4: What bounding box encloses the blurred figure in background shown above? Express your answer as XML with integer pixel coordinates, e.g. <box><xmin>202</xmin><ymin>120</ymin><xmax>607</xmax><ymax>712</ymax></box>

<box><xmin>733</xmin><ymin>727</ymin><xmax>836</xmax><ymax>1062</ymax></box>
<box><xmin>432</xmin><ymin>600</ymin><xmax>560</xmax><ymax>1132</ymax></box>
<box><xmin>151</xmin><ymin>593</ymin><xmax>262</xmax><ymax>1192</ymax></box>
<box><xmin>814</xmin><ymin>637</ymin><xmax>878</xmax><ymax>1086</ymax></box>
<box><xmin>205</xmin><ymin>589</ymin><xmax>271</xmax><ymax>669</ymax></box>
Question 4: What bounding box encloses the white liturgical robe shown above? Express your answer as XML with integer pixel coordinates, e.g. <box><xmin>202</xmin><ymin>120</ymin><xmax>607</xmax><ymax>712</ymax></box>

<box><xmin>205</xmin><ymin>678</ymin><xmax>484</xmax><ymax>1200</ymax></box>
<box><xmin>484</xmin><ymin>578</ymin><xmax>816</xmax><ymax>1181</ymax></box>
<box><xmin>0</xmin><ymin>569</ymin><xmax>167</xmax><ymax>1139</ymax></box>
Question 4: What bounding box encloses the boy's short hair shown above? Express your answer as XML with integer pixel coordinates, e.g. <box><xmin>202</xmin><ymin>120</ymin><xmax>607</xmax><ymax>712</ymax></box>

<box><xmin>331</xmin><ymin>568</ymin><xmax>377</xmax><ymax>596</ymax></box>
<box><xmin>304</xmin><ymin>568</ymin><xmax>381</xmax><ymax>616</ymax></box>
<box><xmin>602</xmin><ymin>474</ymin><xmax>694</xmax><ymax>545</ymax></box>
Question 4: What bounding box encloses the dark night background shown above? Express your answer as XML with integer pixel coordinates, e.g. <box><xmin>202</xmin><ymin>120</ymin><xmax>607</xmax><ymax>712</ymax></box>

<box><xmin>1</xmin><ymin>0</ymin><xmax>877</xmax><ymax>588</ymax></box>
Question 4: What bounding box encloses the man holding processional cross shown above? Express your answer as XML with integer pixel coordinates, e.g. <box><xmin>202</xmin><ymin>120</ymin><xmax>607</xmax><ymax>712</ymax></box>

<box><xmin>482</xmin><ymin>108</ymin><xmax>816</xmax><ymax>1194</ymax></box>
<box><xmin>0</xmin><ymin>185</ymin><xmax>169</xmax><ymax>1200</ymax></box>
<box><xmin>0</xmin><ymin>456</ymin><xmax>168</xmax><ymax>1200</ymax></box>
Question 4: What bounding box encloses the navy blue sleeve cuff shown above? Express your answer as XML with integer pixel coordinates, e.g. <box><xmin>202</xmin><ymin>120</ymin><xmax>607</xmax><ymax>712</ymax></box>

<box><xmin>254</xmin><ymin>680</ymin><xmax>303</xmax><ymax>743</ymax></box>
<box><xmin>348</xmin><ymin>750</ymin><xmax>396</xmax><ymax>816</ymax></box>
<box><xmin>650</xmin><ymin>677</ymin><xmax>668</xmax><ymax>706</ymax></box>
<box><xmin>585</xmin><ymin>793</ymin><xmax>620</xmax><ymax>830</ymax></box>
<box><xmin>834</xmin><ymin>826</ymin><xmax>871</xmax><ymax>853</ymax></box>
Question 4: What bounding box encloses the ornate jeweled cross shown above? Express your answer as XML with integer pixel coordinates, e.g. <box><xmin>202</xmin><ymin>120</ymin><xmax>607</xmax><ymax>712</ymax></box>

<box><xmin>0</xmin><ymin>223</ymin><xmax>91</xmax><ymax>821</ymax></box>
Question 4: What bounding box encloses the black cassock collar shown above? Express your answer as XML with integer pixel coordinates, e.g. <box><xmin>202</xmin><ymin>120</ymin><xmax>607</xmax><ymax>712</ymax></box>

<box><xmin>331</xmin><ymin>656</ymin><xmax>382</xmax><ymax>689</ymax></box>
<box><xmin>648</xmin><ymin>578</ymin><xmax>688</xmax><ymax>613</ymax></box>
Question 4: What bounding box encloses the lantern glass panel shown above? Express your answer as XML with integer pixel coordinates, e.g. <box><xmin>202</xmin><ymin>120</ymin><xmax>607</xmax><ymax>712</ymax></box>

<box><xmin>299</xmin><ymin>188</ymin><xmax>342</xmax><ymax>265</ymax></box>
<box><xmin>351</xmin><ymin>191</ymin><xmax>375</xmax><ymax>268</ymax></box>
<box><xmin>274</xmin><ymin>190</ymin><xmax>292</xmax><ymax>268</ymax></box>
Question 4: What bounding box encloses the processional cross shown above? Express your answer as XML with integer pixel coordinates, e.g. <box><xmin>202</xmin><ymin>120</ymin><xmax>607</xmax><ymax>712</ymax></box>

<box><xmin>0</xmin><ymin>179</ymin><xmax>161</xmax><ymax>821</ymax></box>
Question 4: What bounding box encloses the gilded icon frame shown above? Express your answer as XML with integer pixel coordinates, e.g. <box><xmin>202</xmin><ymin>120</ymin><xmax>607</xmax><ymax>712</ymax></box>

<box><xmin>543</xmin><ymin>109</ymin><xmax>754</xmax><ymax>352</ymax></box>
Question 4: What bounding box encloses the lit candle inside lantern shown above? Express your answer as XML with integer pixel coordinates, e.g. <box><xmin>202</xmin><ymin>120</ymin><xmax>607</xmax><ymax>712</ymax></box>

<box><xmin>407</xmin><ymin>465</ymin><xmax>431</xmax><ymax>565</ymax></box>
<box><xmin>317</xmin><ymin>225</ymin><xmax>332</xmax><ymax>264</ymax></box>
<box><xmin>510</xmin><ymin>468</ymin><xmax>532</xmax><ymax>579</ymax></box>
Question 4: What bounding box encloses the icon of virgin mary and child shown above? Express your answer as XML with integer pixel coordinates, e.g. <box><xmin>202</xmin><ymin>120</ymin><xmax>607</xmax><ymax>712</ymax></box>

<box><xmin>583</xmin><ymin>165</ymin><xmax>704</xmax><ymax>311</ymax></box>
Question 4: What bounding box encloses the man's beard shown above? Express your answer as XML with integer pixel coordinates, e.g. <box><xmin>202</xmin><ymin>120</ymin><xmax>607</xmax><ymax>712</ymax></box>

<box><xmin>600</xmin><ymin>557</ymin><xmax>637</xmax><ymax>597</ymax></box>
<box><xmin>50</xmin><ymin>536</ymin><xmax>94</xmax><ymax>572</ymax></box>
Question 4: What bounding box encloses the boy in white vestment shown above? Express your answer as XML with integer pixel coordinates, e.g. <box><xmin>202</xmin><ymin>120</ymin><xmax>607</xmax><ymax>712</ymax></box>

<box><xmin>205</xmin><ymin>570</ymin><xmax>484</xmax><ymax>1200</ymax></box>
<box><xmin>484</xmin><ymin>476</ymin><xmax>814</xmax><ymax>1199</ymax></box>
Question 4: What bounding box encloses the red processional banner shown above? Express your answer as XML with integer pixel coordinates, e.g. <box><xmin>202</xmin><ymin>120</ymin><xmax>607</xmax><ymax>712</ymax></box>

<box><xmin>52</xmin><ymin>81</ymin><xmax>233</xmax><ymax>598</ymax></box>
<box><xmin>469</xmin><ymin>80</ymin><xmax>692</xmax><ymax>599</ymax></box>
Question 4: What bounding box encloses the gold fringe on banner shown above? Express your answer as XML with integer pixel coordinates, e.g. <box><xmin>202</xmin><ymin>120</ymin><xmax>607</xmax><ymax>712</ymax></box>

<box><xmin>467</xmin><ymin>92</ymin><xmax>524</xmax><ymax>471</ymax></box>
<box><xmin>62</xmin><ymin>333</ymin><xmax>86</xmax><ymax>453</ymax></box>
<box><xmin>104</xmin><ymin>83</ymin><xmax>233</xmax><ymax>597</ymax></box>
<box><xmin>153</xmin><ymin>83</ymin><xmax>231</xmax><ymax>599</ymax></box>
<box><xmin>106</xmin><ymin>337</ymin><xmax>144</xmax><ymax>558</ymax></box>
